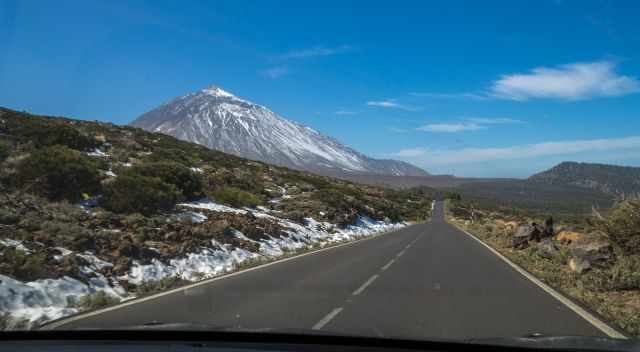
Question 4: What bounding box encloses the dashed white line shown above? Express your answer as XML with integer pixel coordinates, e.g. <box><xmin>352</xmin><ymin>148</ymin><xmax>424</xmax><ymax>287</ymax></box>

<box><xmin>312</xmin><ymin>307</ymin><xmax>343</xmax><ymax>330</ymax></box>
<box><xmin>381</xmin><ymin>259</ymin><xmax>395</xmax><ymax>271</ymax></box>
<box><xmin>352</xmin><ymin>274</ymin><xmax>379</xmax><ymax>296</ymax></box>
<box><xmin>396</xmin><ymin>250</ymin><xmax>405</xmax><ymax>258</ymax></box>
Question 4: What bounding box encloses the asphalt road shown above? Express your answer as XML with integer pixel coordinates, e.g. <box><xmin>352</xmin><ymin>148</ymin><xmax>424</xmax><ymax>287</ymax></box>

<box><xmin>51</xmin><ymin>202</ymin><xmax>606</xmax><ymax>340</ymax></box>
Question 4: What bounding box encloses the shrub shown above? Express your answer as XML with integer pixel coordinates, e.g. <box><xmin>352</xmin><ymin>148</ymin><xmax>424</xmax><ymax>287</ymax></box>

<box><xmin>210</xmin><ymin>186</ymin><xmax>262</xmax><ymax>208</ymax></box>
<box><xmin>130</xmin><ymin>162</ymin><xmax>202</xmax><ymax>199</ymax></box>
<box><xmin>136</xmin><ymin>276</ymin><xmax>189</xmax><ymax>296</ymax></box>
<box><xmin>75</xmin><ymin>291</ymin><xmax>119</xmax><ymax>310</ymax></box>
<box><xmin>0</xmin><ymin>208</ymin><xmax>19</xmax><ymax>225</ymax></box>
<box><xmin>0</xmin><ymin>141</ymin><xmax>9</xmax><ymax>161</ymax></box>
<box><xmin>600</xmin><ymin>201</ymin><xmax>640</xmax><ymax>255</ymax></box>
<box><xmin>1</xmin><ymin>248</ymin><xmax>47</xmax><ymax>281</ymax></box>
<box><xmin>15</xmin><ymin>146</ymin><xmax>101</xmax><ymax>202</ymax></box>
<box><xmin>143</xmin><ymin>148</ymin><xmax>193</xmax><ymax>165</ymax></box>
<box><xmin>16</xmin><ymin>123</ymin><xmax>98</xmax><ymax>151</ymax></box>
<box><xmin>102</xmin><ymin>173</ymin><xmax>182</xmax><ymax>215</ymax></box>
<box><xmin>445</xmin><ymin>192</ymin><xmax>462</xmax><ymax>201</ymax></box>
<box><xmin>0</xmin><ymin>313</ymin><xmax>30</xmax><ymax>331</ymax></box>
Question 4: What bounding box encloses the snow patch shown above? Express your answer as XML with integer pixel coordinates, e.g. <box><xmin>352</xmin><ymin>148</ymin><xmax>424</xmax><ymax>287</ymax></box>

<box><xmin>0</xmin><ymin>238</ymin><xmax>32</xmax><ymax>254</ymax></box>
<box><xmin>86</xmin><ymin>148</ymin><xmax>108</xmax><ymax>158</ymax></box>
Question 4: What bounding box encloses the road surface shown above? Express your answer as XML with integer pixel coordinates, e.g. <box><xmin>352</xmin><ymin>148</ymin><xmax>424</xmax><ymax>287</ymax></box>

<box><xmin>50</xmin><ymin>202</ymin><xmax>607</xmax><ymax>339</ymax></box>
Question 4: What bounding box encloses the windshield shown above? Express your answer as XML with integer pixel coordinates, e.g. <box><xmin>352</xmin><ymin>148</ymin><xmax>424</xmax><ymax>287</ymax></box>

<box><xmin>1</xmin><ymin>0</ymin><xmax>639</xmax><ymax>346</ymax></box>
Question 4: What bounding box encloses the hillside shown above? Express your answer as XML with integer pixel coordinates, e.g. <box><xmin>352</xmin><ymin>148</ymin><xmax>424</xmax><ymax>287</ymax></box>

<box><xmin>529</xmin><ymin>161</ymin><xmax>640</xmax><ymax>197</ymax></box>
<box><xmin>0</xmin><ymin>107</ymin><xmax>435</xmax><ymax>328</ymax></box>
<box><xmin>130</xmin><ymin>85</ymin><xmax>427</xmax><ymax>177</ymax></box>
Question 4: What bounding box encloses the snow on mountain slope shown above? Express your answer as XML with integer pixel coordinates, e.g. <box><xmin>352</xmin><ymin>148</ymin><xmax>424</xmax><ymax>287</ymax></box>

<box><xmin>130</xmin><ymin>85</ymin><xmax>428</xmax><ymax>176</ymax></box>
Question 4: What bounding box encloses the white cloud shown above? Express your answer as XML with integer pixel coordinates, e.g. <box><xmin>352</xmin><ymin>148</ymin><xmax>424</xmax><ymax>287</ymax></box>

<box><xmin>391</xmin><ymin>147</ymin><xmax>427</xmax><ymax>157</ymax></box>
<box><xmin>387</xmin><ymin>127</ymin><xmax>409</xmax><ymax>133</ymax></box>
<box><xmin>261</xmin><ymin>66</ymin><xmax>290</xmax><ymax>79</ymax></box>
<box><xmin>491</xmin><ymin>60</ymin><xmax>640</xmax><ymax>101</ymax></box>
<box><xmin>335</xmin><ymin>110</ymin><xmax>357</xmax><ymax>115</ymax></box>
<box><xmin>366</xmin><ymin>99</ymin><xmax>421</xmax><ymax>111</ymax></box>
<box><xmin>466</xmin><ymin>117</ymin><xmax>522</xmax><ymax>124</ymax></box>
<box><xmin>416</xmin><ymin>123</ymin><xmax>483</xmax><ymax>133</ymax></box>
<box><xmin>389</xmin><ymin>136</ymin><xmax>640</xmax><ymax>165</ymax></box>
<box><xmin>280</xmin><ymin>45</ymin><xmax>353</xmax><ymax>60</ymax></box>
<box><xmin>409</xmin><ymin>92</ymin><xmax>489</xmax><ymax>100</ymax></box>
<box><xmin>415</xmin><ymin>117</ymin><xmax>521</xmax><ymax>133</ymax></box>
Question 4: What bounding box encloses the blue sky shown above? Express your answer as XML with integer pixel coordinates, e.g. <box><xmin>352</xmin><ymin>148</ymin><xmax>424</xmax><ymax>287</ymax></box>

<box><xmin>2</xmin><ymin>0</ymin><xmax>640</xmax><ymax>177</ymax></box>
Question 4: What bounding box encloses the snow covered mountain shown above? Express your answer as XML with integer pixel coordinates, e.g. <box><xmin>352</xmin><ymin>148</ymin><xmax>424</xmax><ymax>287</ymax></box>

<box><xmin>130</xmin><ymin>85</ymin><xmax>428</xmax><ymax>176</ymax></box>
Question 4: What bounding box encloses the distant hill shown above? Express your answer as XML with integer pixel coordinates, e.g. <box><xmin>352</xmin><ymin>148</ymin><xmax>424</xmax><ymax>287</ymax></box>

<box><xmin>446</xmin><ymin>161</ymin><xmax>640</xmax><ymax>213</ymax></box>
<box><xmin>528</xmin><ymin>161</ymin><xmax>640</xmax><ymax>197</ymax></box>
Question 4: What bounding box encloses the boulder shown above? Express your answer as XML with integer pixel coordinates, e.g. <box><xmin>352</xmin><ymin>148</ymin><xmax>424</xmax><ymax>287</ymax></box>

<box><xmin>536</xmin><ymin>238</ymin><xmax>558</xmax><ymax>259</ymax></box>
<box><xmin>504</xmin><ymin>221</ymin><xmax>519</xmax><ymax>231</ymax></box>
<box><xmin>569</xmin><ymin>241</ymin><xmax>612</xmax><ymax>267</ymax></box>
<box><xmin>512</xmin><ymin>224</ymin><xmax>542</xmax><ymax>248</ymax></box>
<box><xmin>569</xmin><ymin>257</ymin><xmax>591</xmax><ymax>274</ymax></box>
<box><xmin>556</xmin><ymin>230</ymin><xmax>582</xmax><ymax>245</ymax></box>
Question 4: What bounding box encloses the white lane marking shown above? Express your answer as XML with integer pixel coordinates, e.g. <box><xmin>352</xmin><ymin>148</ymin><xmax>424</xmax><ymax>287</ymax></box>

<box><xmin>452</xmin><ymin>223</ymin><xmax>627</xmax><ymax>339</ymax></box>
<box><xmin>42</xmin><ymin>225</ymin><xmax>409</xmax><ymax>330</ymax></box>
<box><xmin>405</xmin><ymin>244</ymin><xmax>411</xmax><ymax>250</ymax></box>
<box><xmin>312</xmin><ymin>307</ymin><xmax>343</xmax><ymax>330</ymax></box>
<box><xmin>396</xmin><ymin>250</ymin><xmax>405</xmax><ymax>257</ymax></box>
<box><xmin>352</xmin><ymin>274</ymin><xmax>379</xmax><ymax>296</ymax></box>
<box><xmin>381</xmin><ymin>259</ymin><xmax>395</xmax><ymax>271</ymax></box>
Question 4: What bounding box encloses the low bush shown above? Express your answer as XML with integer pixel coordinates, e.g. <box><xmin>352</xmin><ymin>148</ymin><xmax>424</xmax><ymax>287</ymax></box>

<box><xmin>15</xmin><ymin>123</ymin><xmax>98</xmax><ymax>151</ymax></box>
<box><xmin>1</xmin><ymin>248</ymin><xmax>48</xmax><ymax>281</ymax></box>
<box><xmin>135</xmin><ymin>276</ymin><xmax>189</xmax><ymax>296</ymax></box>
<box><xmin>0</xmin><ymin>313</ymin><xmax>30</xmax><ymax>331</ymax></box>
<box><xmin>102</xmin><ymin>173</ymin><xmax>182</xmax><ymax>215</ymax></box>
<box><xmin>130</xmin><ymin>162</ymin><xmax>202</xmax><ymax>199</ymax></box>
<box><xmin>0</xmin><ymin>141</ymin><xmax>9</xmax><ymax>161</ymax></box>
<box><xmin>75</xmin><ymin>291</ymin><xmax>120</xmax><ymax>310</ymax></box>
<box><xmin>210</xmin><ymin>186</ymin><xmax>262</xmax><ymax>208</ymax></box>
<box><xmin>15</xmin><ymin>145</ymin><xmax>102</xmax><ymax>202</ymax></box>
<box><xmin>599</xmin><ymin>201</ymin><xmax>640</xmax><ymax>255</ymax></box>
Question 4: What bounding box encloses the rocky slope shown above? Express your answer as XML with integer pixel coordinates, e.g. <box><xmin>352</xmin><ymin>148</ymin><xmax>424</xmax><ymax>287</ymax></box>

<box><xmin>0</xmin><ymin>107</ymin><xmax>435</xmax><ymax>329</ymax></box>
<box><xmin>130</xmin><ymin>85</ymin><xmax>427</xmax><ymax>177</ymax></box>
<box><xmin>528</xmin><ymin>161</ymin><xmax>640</xmax><ymax>197</ymax></box>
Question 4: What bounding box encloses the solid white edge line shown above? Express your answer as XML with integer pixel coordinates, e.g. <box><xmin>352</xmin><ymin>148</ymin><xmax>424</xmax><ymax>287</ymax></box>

<box><xmin>41</xmin><ymin>225</ymin><xmax>410</xmax><ymax>331</ymax></box>
<box><xmin>352</xmin><ymin>274</ymin><xmax>379</xmax><ymax>296</ymax></box>
<box><xmin>312</xmin><ymin>307</ymin><xmax>343</xmax><ymax>330</ymax></box>
<box><xmin>451</xmin><ymin>222</ymin><xmax>627</xmax><ymax>339</ymax></box>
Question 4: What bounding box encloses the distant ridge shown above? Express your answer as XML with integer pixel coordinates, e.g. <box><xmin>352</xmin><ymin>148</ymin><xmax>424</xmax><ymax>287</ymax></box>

<box><xmin>529</xmin><ymin>161</ymin><xmax>640</xmax><ymax>196</ymax></box>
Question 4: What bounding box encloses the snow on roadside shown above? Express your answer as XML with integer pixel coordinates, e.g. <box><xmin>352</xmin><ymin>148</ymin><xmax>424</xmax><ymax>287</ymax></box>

<box><xmin>0</xmin><ymin>250</ymin><xmax>126</xmax><ymax>327</ymax></box>
<box><xmin>122</xmin><ymin>242</ymin><xmax>258</xmax><ymax>284</ymax></box>
<box><xmin>1</xmin><ymin>199</ymin><xmax>405</xmax><ymax>328</ymax></box>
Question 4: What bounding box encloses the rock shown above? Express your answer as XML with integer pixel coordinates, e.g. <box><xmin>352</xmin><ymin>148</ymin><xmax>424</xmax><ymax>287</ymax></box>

<box><xmin>556</xmin><ymin>230</ymin><xmax>582</xmax><ymax>245</ymax></box>
<box><xmin>569</xmin><ymin>241</ymin><xmax>612</xmax><ymax>267</ymax></box>
<box><xmin>512</xmin><ymin>224</ymin><xmax>542</xmax><ymax>248</ymax></box>
<box><xmin>536</xmin><ymin>239</ymin><xmax>558</xmax><ymax>259</ymax></box>
<box><xmin>569</xmin><ymin>257</ymin><xmax>591</xmax><ymax>274</ymax></box>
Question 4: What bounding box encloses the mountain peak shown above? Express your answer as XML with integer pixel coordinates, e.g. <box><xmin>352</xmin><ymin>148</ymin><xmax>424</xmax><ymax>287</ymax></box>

<box><xmin>130</xmin><ymin>87</ymin><xmax>429</xmax><ymax>177</ymax></box>
<box><xmin>201</xmin><ymin>85</ymin><xmax>236</xmax><ymax>98</ymax></box>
